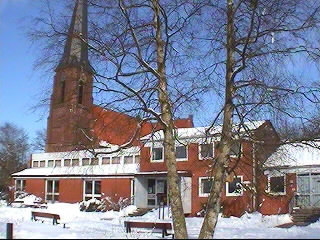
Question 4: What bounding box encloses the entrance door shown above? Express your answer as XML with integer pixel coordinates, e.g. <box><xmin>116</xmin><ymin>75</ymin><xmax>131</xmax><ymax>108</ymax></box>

<box><xmin>147</xmin><ymin>179</ymin><xmax>167</xmax><ymax>207</ymax></box>
<box><xmin>297</xmin><ymin>173</ymin><xmax>320</xmax><ymax>207</ymax></box>
<box><xmin>311</xmin><ymin>174</ymin><xmax>320</xmax><ymax>207</ymax></box>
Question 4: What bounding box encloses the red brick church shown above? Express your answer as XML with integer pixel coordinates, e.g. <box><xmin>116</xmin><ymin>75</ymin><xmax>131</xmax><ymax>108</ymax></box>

<box><xmin>12</xmin><ymin>0</ymin><xmax>320</xmax><ymax>218</ymax></box>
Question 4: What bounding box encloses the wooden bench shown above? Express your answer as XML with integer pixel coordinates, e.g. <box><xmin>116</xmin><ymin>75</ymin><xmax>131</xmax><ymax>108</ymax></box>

<box><xmin>31</xmin><ymin>211</ymin><xmax>62</xmax><ymax>226</ymax></box>
<box><xmin>124</xmin><ymin>220</ymin><xmax>174</xmax><ymax>238</ymax></box>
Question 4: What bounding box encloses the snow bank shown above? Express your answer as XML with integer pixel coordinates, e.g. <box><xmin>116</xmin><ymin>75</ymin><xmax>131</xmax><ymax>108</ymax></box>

<box><xmin>0</xmin><ymin>203</ymin><xmax>319</xmax><ymax>239</ymax></box>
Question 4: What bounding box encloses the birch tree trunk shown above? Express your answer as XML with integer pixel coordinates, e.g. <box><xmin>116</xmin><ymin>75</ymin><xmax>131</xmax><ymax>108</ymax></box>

<box><xmin>198</xmin><ymin>0</ymin><xmax>235</xmax><ymax>238</ymax></box>
<box><xmin>152</xmin><ymin>0</ymin><xmax>188</xmax><ymax>238</ymax></box>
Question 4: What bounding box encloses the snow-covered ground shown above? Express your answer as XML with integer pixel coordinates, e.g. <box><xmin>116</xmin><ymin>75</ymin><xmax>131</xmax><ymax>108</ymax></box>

<box><xmin>0</xmin><ymin>202</ymin><xmax>319</xmax><ymax>239</ymax></box>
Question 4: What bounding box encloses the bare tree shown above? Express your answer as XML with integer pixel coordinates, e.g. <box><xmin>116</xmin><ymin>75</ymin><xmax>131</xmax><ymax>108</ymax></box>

<box><xmin>0</xmin><ymin>123</ymin><xmax>29</xmax><ymax>194</ymax></box>
<box><xmin>194</xmin><ymin>0</ymin><xmax>320</xmax><ymax>238</ymax></box>
<box><xmin>31</xmin><ymin>129</ymin><xmax>47</xmax><ymax>152</ymax></box>
<box><xmin>28</xmin><ymin>0</ymin><xmax>206</xmax><ymax>238</ymax></box>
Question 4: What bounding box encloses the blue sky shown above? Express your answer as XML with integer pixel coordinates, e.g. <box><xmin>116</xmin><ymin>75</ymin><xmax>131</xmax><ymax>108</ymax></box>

<box><xmin>0</xmin><ymin>0</ymin><xmax>49</xmax><ymax>140</ymax></box>
<box><xmin>1</xmin><ymin>0</ymin><xmax>319</xmax><ymax>143</ymax></box>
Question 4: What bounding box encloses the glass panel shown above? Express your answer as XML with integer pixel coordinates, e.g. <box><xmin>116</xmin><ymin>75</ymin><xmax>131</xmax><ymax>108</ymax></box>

<box><xmin>298</xmin><ymin>176</ymin><xmax>310</xmax><ymax>194</ymax></box>
<box><xmin>95</xmin><ymin>181</ymin><xmax>101</xmax><ymax>194</ymax></box>
<box><xmin>135</xmin><ymin>155</ymin><xmax>140</xmax><ymax>163</ymax></box>
<box><xmin>200</xmin><ymin>144</ymin><xmax>213</xmax><ymax>158</ymax></box>
<box><xmin>230</xmin><ymin>142</ymin><xmax>241</xmax><ymax>156</ymax></box>
<box><xmin>297</xmin><ymin>195</ymin><xmax>310</xmax><ymax>207</ymax></box>
<box><xmin>22</xmin><ymin>180</ymin><xmax>26</xmax><ymax>190</ymax></box>
<box><xmin>176</xmin><ymin>146</ymin><xmax>187</xmax><ymax>159</ymax></box>
<box><xmin>148</xmin><ymin>199</ymin><xmax>156</xmax><ymax>206</ymax></box>
<box><xmin>124</xmin><ymin>156</ymin><xmax>134</xmax><ymax>164</ymax></box>
<box><xmin>72</xmin><ymin>159</ymin><xmax>79</xmax><ymax>166</ymax></box>
<box><xmin>33</xmin><ymin>161</ymin><xmax>39</xmax><ymax>168</ymax></box>
<box><xmin>202</xmin><ymin>179</ymin><xmax>213</xmax><ymax>194</ymax></box>
<box><xmin>312</xmin><ymin>176</ymin><xmax>320</xmax><ymax>194</ymax></box>
<box><xmin>111</xmin><ymin>157</ymin><xmax>120</xmax><ymax>164</ymax></box>
<box><xmin>53</xmin><ymin>195</ymin><xmax>59</xmax><ymax>201</ymax></box>
<box><xmin>228</xmin><ymin>177</ymin><xmax>242</xmax><ymax>194</ymax></box>
<box><xmin>55</xmin><ymin>160</ymin><xmax>61</xmax><ymax>167</ymax></box>
<box><xmin>48</xmin><ymin>160</ymin><xmax>54</xmax><ymax>167</ymax></box>
<box><xmin>15</xmin><ymin>180</ymin><xmax>21</xmax><ymax>191</ymax></box>
<box><xmin>148</xmin><ymin>179</ymin><xmax>156</xmax><ymax>194</ymax></box>
<box><xmin>91</xmin><ymin>158</ymin><xmax>99</xmax><ymax>165</ymax></box>
<box><xmin>270</xmin><ymin>176</ymin><xmax>285</xmax><ymax>193</ymax></box>
<box><xmin>47</xmin><ymin>181</ymin><xmax>53</xmax><ymax>193</ymax></box>
<box><xmin>85</xmin><ymin>181</ymin><xmax>93</xmax><ymax>195</ymax></box>
<box><xmin>46</xmin><ymin>194</ymin><xmax>53</xmax><ymax>201</ymax></box>
<box><xmin>54</xmin><ymin>181</ymin><xmax>59</xmax><ymax>193</ymax></box>
<box><xmin>152</xmin><ymin>147</ymin><xmax>163</xmax><ymax>161</ymax></box>
<box><xmin>64</xmin><ymin>159</ymin><xmax>71</xmax><ymax>166</ymax></box>
<box><xmin>157</xmin><ymin>180</ymin><xmax>166</xmax><ymax>193</ymax></box>
<box><xmin>40</xmin><ymin>161</ymin><xmax>46</xmax><ymax>167</ymax></box>
<box><xmin>102</xmin><ymin>157</ymin><xmax>110</xmax><ymax>165</ymax></box>
<box><xmin>82</xmin><ymin>158</ymin><xmax>90</xmax><ymax>166</ymax></box>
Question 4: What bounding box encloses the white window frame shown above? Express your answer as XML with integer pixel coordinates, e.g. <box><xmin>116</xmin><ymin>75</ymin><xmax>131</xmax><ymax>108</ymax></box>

<box><xmin>134</xmin><ymin>155</ymin><xmax>140</xmax><ymax>164</ymax></box>
<box><xmin>199</xmin><ymin>177</ymin><xmax>214</xmax><ymax>197</ymax></box>
<box><xmin>45</xmin><ymin>180</ymin><xmax>60</xmax><ymax>202</ymax></box>
<box><xmin>176</xmin><ymin>145</ymin><xmax>188</xmax><ymax>162</ymax></box>
<box><xmin>32</xmin><ymin>161</ymin><xmax>39</xmax><ymax>168</ymax></box>
<box><xmin>151</xmin><ymin>146</ymin><xmax>164</xmax><ymax>162</ymax></box>
<box><xmin>267</xmin><ymin>174</ymin><xmax>286</xmax><ymax>196</ymax></box>
<box><xmin>14</xmin><ymin>179</ymin><xmax>26</xmax><ymax>198</ymax></box>
<box><xmin>226</xmin><ymin>176</ymin><xmax>244</xmax><ymax>197</ymax></box>
<box><xmin>199</xmin><ymin>143</ymin><xmax>215</xmax><ymax>160</ymax></box>
<box><xmin>83</xmin><ymin>180</ymin><xmax>102</xmax><ymax>201</ymax></box>
<box><xmin>230</xmin><ymin>142</ymin><xmax>243</xmax><ymax>158</ymax></box>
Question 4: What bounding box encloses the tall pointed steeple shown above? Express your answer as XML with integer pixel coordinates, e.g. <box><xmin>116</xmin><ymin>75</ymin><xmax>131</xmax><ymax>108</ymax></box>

<box><xmin>56</xmin><ymin>0</ymin><xmax>92</xmax><ymax>72</ymax></box>
<box><xmin>46</xmin><ymin>0</ymin><xmax>95</xmax><ymax>152</ymax></box>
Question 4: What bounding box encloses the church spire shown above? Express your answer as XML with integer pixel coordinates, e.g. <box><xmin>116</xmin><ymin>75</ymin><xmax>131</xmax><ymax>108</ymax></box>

<box><xmin>56</xmin><ymin>0</ymin><xmax>92</xmax><ymax>72</ymax></box>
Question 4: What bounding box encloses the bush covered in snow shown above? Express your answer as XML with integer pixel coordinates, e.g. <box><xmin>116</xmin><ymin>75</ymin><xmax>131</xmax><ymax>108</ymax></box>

<box><xmin>80</xmin><ymin>196</ymin><xmax>131</xmax><ymax>212</ymax></box>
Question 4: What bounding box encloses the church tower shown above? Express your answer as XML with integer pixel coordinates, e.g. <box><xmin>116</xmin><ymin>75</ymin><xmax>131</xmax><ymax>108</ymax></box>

<box><xmin>46</xmin><ymin>0</ymin><xmax>94</xmax><ymax>152</ymax></box>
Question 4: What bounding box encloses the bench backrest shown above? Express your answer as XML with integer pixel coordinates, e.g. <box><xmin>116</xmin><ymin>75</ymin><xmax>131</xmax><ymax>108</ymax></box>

<box><xmin>125</xmin><ymin>221</ymin><xmax>172</xmax><ymax>229</ymax></box>
<box><xmin>32</xmin><ymin>211</ymin><xmax>60</xmax><ymax>220</ymax></box>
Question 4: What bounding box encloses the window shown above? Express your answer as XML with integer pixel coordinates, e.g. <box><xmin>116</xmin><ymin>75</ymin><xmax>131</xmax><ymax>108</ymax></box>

<box><xmin>151</xmin><ymin>147</ymin><xmax>163</xmax><ymax>162</ymax></box>
<box><xmin>135</xmin><ymin>155</ymin><xmax>140</xmax><ymax>163</ymax></box>
<box><xmin>72</xmin><ymin>159</ymin><xmax>79</xmax><ymax>166</ymax></box>
<box><xmin>48</xmin><ymin>160</ymin><xmax>54</xmax><ymax>167</ymax></box>
<box><xmin>78</xmin><ymin>81</ymin><xmax>84</xmax><ymax>104</ymax></box>
<box><xmin>230</xmin><ymin>142</ymin><xmax>242</xmax><ymax>157</ymax></box>
<box><xmin>33</xmin><ymin>161</ymin><xmax>39</xmax><ymax>168</ymax></box>
<box><xmin>64</xmin><ymin>159</ymin><xmax>71</xmax><ymax>167</ymax></box>
<box><xmin>111</xmin><ymin>157</ymin><xmax>121</xmax><ymax>164</ymax></box>
<box><xmin>84</xmin><ymin>180</ymin><xmax>101</xmax><ymax>201</ymax></box>
<box><xmin>46</xmin><ymin>180</ymin><xmax>59</xmax><ymax>202</ymax></box>
<box><xmin>176</xmin><ymin>145</ymin><xmax>187</xmax><ymax>161</ymax></box>
<box><xmin>60</xmin><ymin>80</ymin><xmax>65</xmax><ymax>103</ymax></box>
<box><xmin>102</xmin><ymin>157</ymin><xmax>110</xmax><ymax>165</ymax></box>
<box><xmin>268</xmin><ymin>175</ymin><xmax>286</xmax><ymax>195</ymax></box>
<box><xmin>91</xmin><ymin>158</ymin><xmax>99</xmax><ymax>165</ymax></box>
<box><xmin>82</xmin><ymin>158</ymin><xmax>90</xmax><ymax>166</ymax></box>
<box><xmin>199</xmin><ymin>177</ymin><xmax>214</xmax><ymax>197</ymax></box>
<box><xmin>15</xmin><ymin>179</ymin><xmax>26</xmax><ymax>192</ymax></box>
<box><xmin>226</xmin><ymin>176</ymin><xmax>243</xmax><ymax>197</ymax></box>
<box><xmin>15</xmin><ymin>179</ymin><xmax>26</xmax><ymax>198</ymax></box>
<box><xmin>40</xmin><ymin>161</ymin><xmax>46</xmax><ymax>168</ymax></box>
<box><xmin>55</xmin><ymin>160</ymin><xmax>61</xmax><ymax>167</ymax></box>
<box><xmin>124</xmin><ymin>156</ymin><xmax>134</xmax><ymax>164</ymax></box>
<box><xmin>199</xmin><ymin>143</ymin><xmax>214</xmax><ymax>159</ymax></box>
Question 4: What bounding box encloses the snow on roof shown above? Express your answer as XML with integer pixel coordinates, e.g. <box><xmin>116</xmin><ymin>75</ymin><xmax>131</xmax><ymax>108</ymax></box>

<box><xmin>12</xmin><ymin>164</ymin><xmax>138</xmax><ymax>177</ymax></box>
<box><xmin>265</xmin><ymin>142</ymin><xmax>320</xmax><ymax>168</ymax></box>
<box><xmin>32</xmin><ymin>146</ymin><xmax>140</xmax><ymax>161</ymax></box>
<box><xmin>141</xmin><ymin>120</ymin><xmax>266</xmax><ymax>141</ymax></box>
